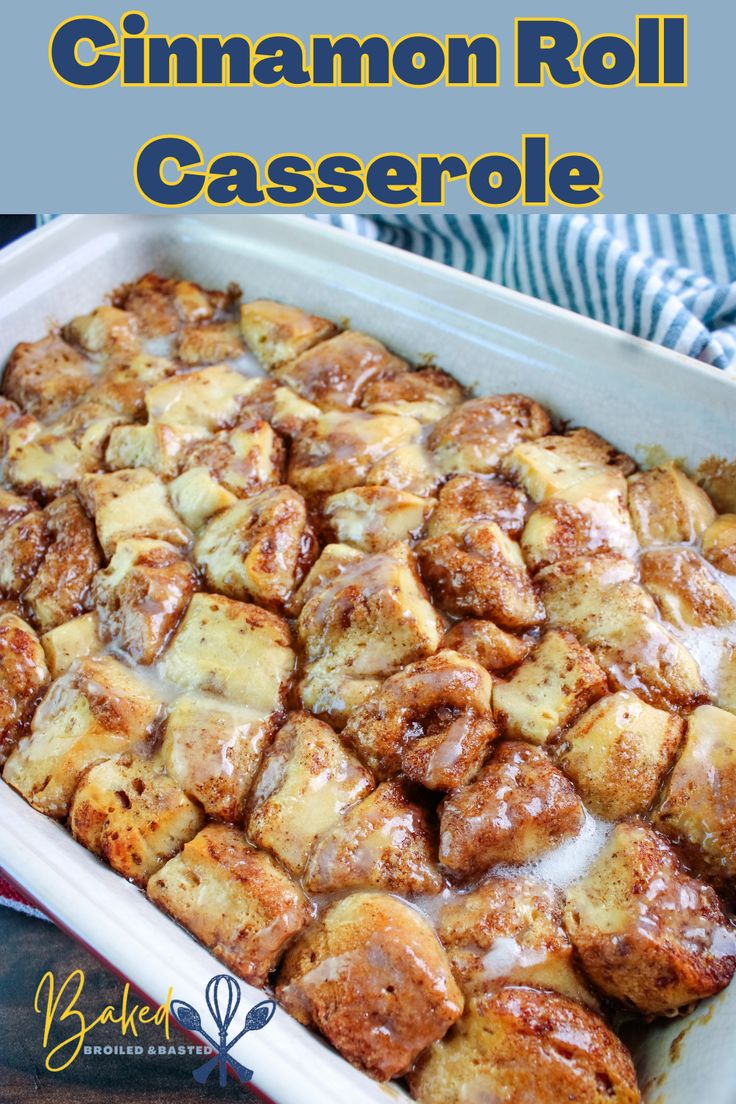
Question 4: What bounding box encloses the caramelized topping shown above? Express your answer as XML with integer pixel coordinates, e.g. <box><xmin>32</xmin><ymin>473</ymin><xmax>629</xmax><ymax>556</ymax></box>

<box><xmin>3</xmin><ymin>274</ymin><xmax>734</xmax><ymax>1101</ymax></box>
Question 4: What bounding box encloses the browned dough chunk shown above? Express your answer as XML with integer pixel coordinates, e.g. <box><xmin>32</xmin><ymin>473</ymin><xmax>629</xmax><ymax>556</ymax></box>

<box><xmin>177</xmin><ymin>320</ymin><xmax>244</xmax><ymax>365</ymax></box>
<box><xmin>564</xmin><ymin>820</ymin><xmax>736</xmax><ymax>1015</ymax></box>
<box><xmin>79</xmin><ymin>468</ymin><xmax>191</xmax><ymax>558</ymax></box>
<box><xmin>240</xmin><ymin>299</ymin><xmax>337</xmax><ymax>368</ymax></box>
<box><xmin>0</xmin><ymin>489</ymin><xmax>33</xmax><ymax>528</ymax></box>
<box><xmin>628</xmin><ymin>465</ymin><xmax>716</xmax><ymax>547</ymax></box>
<box><xmin>40</xmin><ymin>613</ymin><xmax>102</xmax><ymax>678</ymax></box>
<box><xmin>361</xmin><ymin>366</ymin><xmax>464</xmax><ymax>423</ymax></box>
<box><xmin>93</xmin><ymin>538</ymin><xmax>195</xmax><ymax>664</ymax></box>
<box><xmin>274</xmin><ymin>331</ymin><xmax>406</xmax><ymax>410</ymax></box>
<box><xmin>520</xmin><ymin>470</ymin><xmax>638</xmax><ymax>572</ymax></box>
<box><xmin>555</xmin><ymin>691</ymin><xmax>684</xmax><ymax>819</ymax></box>
<box><xmin>503</xmin><ymin>427</ymin><xmax>636</xmax><ymax>501</ymax></box>
<box><xmin>653</xmin><ymin>705</ymin><xmax>736</xmax><ymax>884</ymax></box>
<box><xmin>296</xmin><ymin>543</ymin><xmax>443</xmax><ymax>727</ymax></box>
<box><xmin>537</xmin><ymin>554</ymin><xmax>708</xmax><ymax>712</ymax></box>
<box><xmin>428</xmin><ymin>394</ymin><xmax>552</xmax><ymax>476</ymax></box>
<box><xmin>162</xmin><ymin>694</ymin><xmax>277</xmax><ymax>823</ymax></box>
<box><xmin>24</xmin><ymin>495</ymin><xmax>102</xmax><ymax>632</ymax></box>
<box><xmin>439</xmin><ymin>741</ymin><xmax>585</xmax><ymax>876</ymax></box>
<box><xmin>0</xmin><ymin>510</ymin><xmax>51</xmax><ymax>597</ymax></box>
<box><xmin>114</xmin><ymin>273</ymin><xmax>238</xmax><ymax>336</ymax></box>
<box><xmin>149</xmin><ymin>824</ymin><xmax>310</xmax><ymax>986</ymax></box>
<box><xmin>426</xmin><ymin>474</ymin><xmax>530</xmax><ymax>540</ymax></box>
<box><xmin>194</xmin><ymin>486</ymin><xmax>317</xmax><ymax>612</ymax></box>
<box><xmin>442</xmin><ymin>619</ymin><xmax>531</xmax><ymax>673</ymax></box>
<box><xmin>304</xmin><ymin>780</ymin><xmax>442</xmax><ymax>895</ymax></box>
<box><xmin>341</xmin><ymin>649</ymin><xmax>496</xmax><ymax>790</ymax></box>
<box><xmin>70</xmin><ymin>754</ymin><xmax>204</xmax><ymax>886</ymax></box>
<box><xmin>640</xmin><ymin>547</ymin><xmax>736</xmax><ymax>628</ymax></box>
<box><xmin>65</xmin><ymin>306</ymin><xmax>139</xmax><ymax>356</ymax></box>
<box><xmin>3</xmin><ymin>656</ymin><xmax>163</xmax><ymax>817</ymax></box>
<box><xmin>247</xmin><ymin>711</ymin><xmax>374</xmax><ymax>876</ymax></box>
<box><xmin>437</xmin><ymin>876</ymin><xmax>595</xmax><ymax>1005</ymax></box>
<box><xmin>0</xmin><ymin>613</ymin><xmax>49</xmax><ymax>766</ymax></box>
<box><xmin>277</xmin><ymin>891</ymin><xmax>463</xmax><ymax>1081</ymax></box>
<box><xmin>180</xmin><ymin>420</ymin><xmax>286</xmax><ymax>498</ymax></box>
<box><xmin>702</xmin><ymin>514</ymin><xmax>736</xmax><ymax>575</ymax></box>
<box><xmin>493</xmin><ymin>630</ymin><xmax>608</xmax><ymax>746</ymax></box>
<box><xmin>89</xmin><ymin>352</ymin><xmax>176</xmax><ymax>419</ymax></box>
<box><xmin>407</xmin><ymin>986</ymin><xmax>640</xmax><ymax>1104</ymax></box>
<box><xmin>288</xmin><ymin>410</ymin><xmax>421</xmax><ymax>498</ymax></box>
<box><xmin>3</xmin><ymin>334</ymin><xmax>94</xmax><ymax>418</ymax></box>
<box><xmin>322</xmin><ymin>485</ymin><xmax>434</xmax><ymax>552</ymax></box>
<box><xmin>418</xmin><ymin>521</ymin><xmax>544</xmax><ymax>629</ymax></box>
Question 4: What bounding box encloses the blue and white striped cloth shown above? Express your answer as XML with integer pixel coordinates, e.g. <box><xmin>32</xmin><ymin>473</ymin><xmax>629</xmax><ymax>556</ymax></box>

<box><xmin>318</xmin><ymin>214</ymin><xmax>736</xmax><ymax>375</ymax></box>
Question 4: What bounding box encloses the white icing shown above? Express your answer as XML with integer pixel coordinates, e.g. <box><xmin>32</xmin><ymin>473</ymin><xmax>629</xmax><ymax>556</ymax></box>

<box><xmin>480</xmin><ymin>935</ymin><xmax>547</xmax><ymax>979</ymax></box>
<box><xmin>492</xmin><ymin>809</ymin><xmax>613</xmax><ymax>891</ymax></box>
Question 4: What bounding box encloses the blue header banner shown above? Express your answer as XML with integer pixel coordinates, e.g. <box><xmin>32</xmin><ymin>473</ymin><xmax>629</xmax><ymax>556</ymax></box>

<box><xmin>0</xmin><ymin>1</ymin><xmax>732</xmax><ymax>212</ymax></box>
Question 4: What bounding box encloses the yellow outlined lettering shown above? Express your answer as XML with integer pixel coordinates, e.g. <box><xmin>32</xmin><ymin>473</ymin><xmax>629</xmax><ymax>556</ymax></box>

<box><xmin>133</xmin><ymin>134</ymin><xmax>206</xmax><ymax>208</ymax></box>
<box><xmin>48</xmin><ymin>13</ymin><xmax>120</xmax><ymax>88</ymax></box>
<box><xmin>514</xmin><ymin>18</ymin><xmax>582</xmax><ymax>88</ymax></box>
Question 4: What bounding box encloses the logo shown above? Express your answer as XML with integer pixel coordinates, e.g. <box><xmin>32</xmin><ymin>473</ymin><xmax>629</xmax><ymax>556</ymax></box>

<box><xmin>34</xmin><ymin>969</ymin><xmax>173</xmax><ymax>1071</ymax></box>
<box><xmin>34</xmin><ymin>968</ymin><xmax>274</xmax><ymax>1088</ymax></box>
<box><xmin>172</xmin><ymin>975</ymin><xmax>275</xmax><ymax>1087</ymax></box>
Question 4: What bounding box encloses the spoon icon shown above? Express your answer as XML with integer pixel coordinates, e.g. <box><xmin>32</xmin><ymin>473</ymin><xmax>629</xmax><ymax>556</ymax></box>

<box><xmin>171</xmin><ymin>976</ymin><xmax>276</xmax><ymax>1087</ymax></box>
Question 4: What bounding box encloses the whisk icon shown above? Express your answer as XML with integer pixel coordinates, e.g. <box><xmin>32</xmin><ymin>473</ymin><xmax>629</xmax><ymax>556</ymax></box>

<box><xmin>171</xmin><ymin>975</ymin><xmax>276</xmax><ymax>1087</ymax></box>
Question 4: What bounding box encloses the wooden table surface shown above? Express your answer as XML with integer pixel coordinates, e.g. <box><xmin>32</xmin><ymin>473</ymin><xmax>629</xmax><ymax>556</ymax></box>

<box><xmin>0</xmin><ymin>907</ymin><xmax>262</xmax><ymax>1102</ymax></box>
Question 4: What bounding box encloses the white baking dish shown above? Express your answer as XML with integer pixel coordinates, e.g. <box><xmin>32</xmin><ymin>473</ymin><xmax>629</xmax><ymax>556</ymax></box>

<box><xmin>0</xmin><ymin>214</ymin><xmax>734</xmax><ymax>1104</ymax></box>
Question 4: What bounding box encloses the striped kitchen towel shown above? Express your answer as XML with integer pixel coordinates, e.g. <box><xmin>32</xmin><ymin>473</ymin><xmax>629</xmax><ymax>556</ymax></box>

<box><xmin>317</xmin><ymin>213</ymin><xmax>736</xmax><ymax>375</ymax></box>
